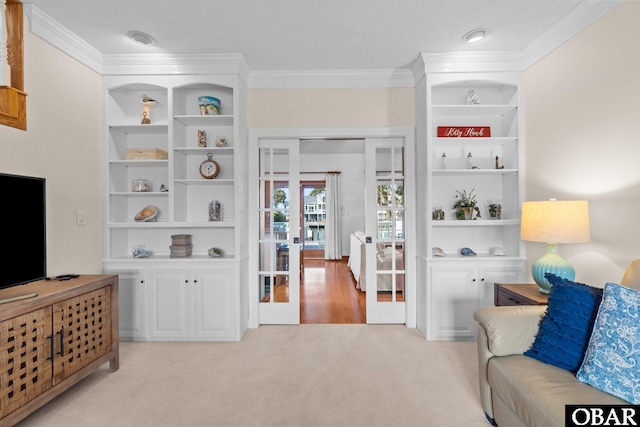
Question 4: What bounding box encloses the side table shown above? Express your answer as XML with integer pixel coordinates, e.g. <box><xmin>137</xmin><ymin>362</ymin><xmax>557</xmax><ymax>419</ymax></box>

<box><xmin>494</xmin><ymin>283</ymin><xmax>549</xmax><ymax>306</ymax></box>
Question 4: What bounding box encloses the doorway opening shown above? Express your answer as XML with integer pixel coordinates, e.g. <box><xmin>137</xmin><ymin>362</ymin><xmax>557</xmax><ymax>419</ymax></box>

<box><xmin>299</xmin><ymin>180</ymin><xmax>365</xmax><ymax>323</ymax></box>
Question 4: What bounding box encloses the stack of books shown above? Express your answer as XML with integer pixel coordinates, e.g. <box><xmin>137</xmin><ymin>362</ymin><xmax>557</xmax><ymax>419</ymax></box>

<box><xmin>170</xmin><ymin>234</ymin><xmax>192</xmax><ymax>258</ymax></box>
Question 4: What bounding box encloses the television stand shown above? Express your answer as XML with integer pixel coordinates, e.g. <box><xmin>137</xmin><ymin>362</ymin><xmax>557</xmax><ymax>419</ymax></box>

<box><xmin>0</xmin><ymin>292</ymin><xmax>38</xmax><ymax>305</ymax></box>
<box><xmin>0</xmin><ymin>275</ymin><xmax>119</xmax><ymax>425</ymax></box>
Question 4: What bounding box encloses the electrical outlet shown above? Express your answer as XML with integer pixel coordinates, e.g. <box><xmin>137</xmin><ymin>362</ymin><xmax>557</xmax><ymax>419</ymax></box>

<box><xmin>77</xmin><ymin>210</ymin><xmax>86</xmax><ymax>226</ymax></box>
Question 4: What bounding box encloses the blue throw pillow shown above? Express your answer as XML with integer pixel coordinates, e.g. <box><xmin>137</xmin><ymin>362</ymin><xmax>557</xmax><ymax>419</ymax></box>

<box><xmin>524</xmin><ymin>273</ymin><xmax>603</xmax><ymax>372</ymax></box>
<box><xmin>576</xmin><ymin>282</ymin><xmax>640</xmax><ymax>403</ymax></box>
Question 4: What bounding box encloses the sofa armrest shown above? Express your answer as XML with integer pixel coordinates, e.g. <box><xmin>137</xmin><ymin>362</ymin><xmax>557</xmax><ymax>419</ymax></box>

<box><xmin>474</xmin><ymin>306</ymin><xmax>546</xmax><ymax>422</ymax></box>
<box><xmin>473</xmin><ymin>306</ymin><xmax>546</xmax><ymax>356</ymax></box>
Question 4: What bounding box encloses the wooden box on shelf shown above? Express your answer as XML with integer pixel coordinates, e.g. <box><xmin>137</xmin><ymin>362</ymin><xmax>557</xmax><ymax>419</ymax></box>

<box><xmin>125</xmin><ymin>148</ymin><xmax>168</xmax><ymax>160</ymax></box>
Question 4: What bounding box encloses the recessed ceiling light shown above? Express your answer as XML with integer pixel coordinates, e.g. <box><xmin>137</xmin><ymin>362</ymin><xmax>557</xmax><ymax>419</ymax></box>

<box><xmin>462</xmin><ymin>29</ymin><xmax>487</xmax><ymax>44</ymax></box>
<box><xmin>127</xmin><ymin>31</ymin><xmax>156</xmax><ymax>47</ymax></box>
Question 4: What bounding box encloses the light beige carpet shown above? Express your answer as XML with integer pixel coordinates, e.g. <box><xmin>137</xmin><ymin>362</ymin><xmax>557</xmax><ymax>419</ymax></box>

<box><xmin>17</xmin><ymin>325</ymin><xmax>489</xmax><ymax>427</ymax></box>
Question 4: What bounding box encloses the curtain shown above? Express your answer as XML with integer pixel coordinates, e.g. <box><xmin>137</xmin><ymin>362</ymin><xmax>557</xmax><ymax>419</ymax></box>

<box><xmin>324</xmin><ymin>172</ymin><xmax>342</xmax><ymax>260</ymax></box>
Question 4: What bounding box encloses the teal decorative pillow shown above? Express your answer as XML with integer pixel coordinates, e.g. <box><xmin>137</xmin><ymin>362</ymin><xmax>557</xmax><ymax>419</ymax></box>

<box><xmin>576</xmin><ymin>282</ymin><xmax>640</xmax><ymax>403</ymax></box>
<box><xmin>524</xmin><ymin>274</ymin><xmax>603</xmax><ymax>372</ymax></box>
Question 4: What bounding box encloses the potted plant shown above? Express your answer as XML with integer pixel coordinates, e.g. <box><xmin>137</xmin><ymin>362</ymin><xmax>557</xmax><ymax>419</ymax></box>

<box><xmin>453</xmin><ymin>189</ymin><xmax>481</xmax><ymax>220</ymax></box>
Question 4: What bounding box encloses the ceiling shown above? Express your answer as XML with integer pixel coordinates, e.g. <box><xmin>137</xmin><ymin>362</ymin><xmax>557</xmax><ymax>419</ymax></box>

<box><xmin>24</xmin><ymin>0</ymin><xmax>619</xmax><ymax>71</ymax></box>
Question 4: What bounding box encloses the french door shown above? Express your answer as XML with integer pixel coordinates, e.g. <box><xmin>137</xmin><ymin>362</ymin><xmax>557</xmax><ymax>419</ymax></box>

<box><xmin>249</xmin><ymin>128</ymin><xmax>414</xmax><ymax>328</ymax></box>
<box><xmin>255</xmin><ymin>139</ymin><xmax>301</xmax><ymax>324</ymax></box>
<box><xmin>364</xmin><ymin>138</ymin><xmax>406</xmax><ymax>323</ymax></box>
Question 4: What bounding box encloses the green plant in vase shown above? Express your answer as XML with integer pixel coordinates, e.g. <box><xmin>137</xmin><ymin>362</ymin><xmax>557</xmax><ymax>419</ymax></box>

<box><xmin>453</xmin><ymin>189</ymin><xmax>481</xmax><ymax>220</ymax></box>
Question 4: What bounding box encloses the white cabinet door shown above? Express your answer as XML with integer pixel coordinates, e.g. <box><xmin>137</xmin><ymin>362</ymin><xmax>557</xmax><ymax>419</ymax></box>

<box><xmin>428</xmin><ymin>265</ymin><xmax>476</xmax><ymax>340</ymax></box>
<box><xmin>428</xmin><ymin>261</ymin><xmax>525</xmax><ymax>340</ymax></box>
<box><xmin>105</xmin><ymin>266</ymin><xmax>148</xmax><ymax>340</ymax></box>
<box><xmin>148</xmin><ymin>268</ymin><xmax>192</xmax><ymax>339</ymax></box>
<box><xmin>193</xmin><ymin>267</ymin><xmax>237</xmax><ymax>340</ymax></box>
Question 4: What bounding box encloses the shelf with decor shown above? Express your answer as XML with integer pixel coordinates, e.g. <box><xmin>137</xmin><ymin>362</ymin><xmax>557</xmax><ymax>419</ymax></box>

<box><xmin>102</xmin><ymin>72</ymin><xmax>248</xmax><ymax>342</ymax></box>
<box><xmin>415</xmin><ymin>71</ymin><xmax>526</xmax><ymax>341</ymax></box>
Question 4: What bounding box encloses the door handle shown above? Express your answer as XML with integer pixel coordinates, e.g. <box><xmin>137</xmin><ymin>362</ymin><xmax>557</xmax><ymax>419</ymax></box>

<box><xmin>47</xmin><ymin>335</ymin><xmax>54</xmax><ymax>361</ymax></box>
<box><xmin>57</xmin><ymin>328</ymin><xmax>64</xmax><ymax>356</ymax></box>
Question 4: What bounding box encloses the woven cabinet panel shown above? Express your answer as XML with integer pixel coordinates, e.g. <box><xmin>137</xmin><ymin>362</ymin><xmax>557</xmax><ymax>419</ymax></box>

<box><xmin>0</xmin><ymin>307</ymin><xmax>53</xmax><ymax>418</ymax></box>
<box><xmin>53</xmin><ymin>287</ymin><xmax>112</xmax><ymax>384</ymax></box>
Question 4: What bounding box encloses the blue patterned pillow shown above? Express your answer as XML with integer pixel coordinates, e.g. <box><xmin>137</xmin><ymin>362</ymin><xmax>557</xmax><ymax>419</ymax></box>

<box><xmin>576</xmin><ymin>282</ymin><xmax>640</xmax><ymax>403</ymax></box>
<box><xmin>524</xmin><ymin>274</ymin><xmax>603</xmax><ymax>372</ymax></box>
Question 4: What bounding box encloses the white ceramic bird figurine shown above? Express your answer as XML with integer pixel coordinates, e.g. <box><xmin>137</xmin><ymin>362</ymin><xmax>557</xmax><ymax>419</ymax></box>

<box><xmin>140</xmin><ymin>94</ymin><xmax>159</xmax><ymax>124</ymax></box>
<box><xmin>141</xmin><ymin>94</ymin><xmax>158</xmax><ymax>105</ymax></box>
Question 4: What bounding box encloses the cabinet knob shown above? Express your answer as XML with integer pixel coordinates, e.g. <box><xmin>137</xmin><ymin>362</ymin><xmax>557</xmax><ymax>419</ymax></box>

<box><xmin>193</xmin><ymin>280</ymin><xmax>198</xmax><ymax>283</ymax></box>
<box><xmin>472</xmin><ymin>278</ymin><xmax>476</xmax><ymax>282</ymax></box>
<box><xmin>481</xmin><ymin>278</ymin><xmax>485</xmax><ymax>281</ymax></box>
<box><xmin>140</xmin><ymin>280</ymin><xmax>145</xmax><ymax>284</ymax></box>
<box><xmin>185</xmin><ymin>280</ymin><xmax>189</xmax><ymax>283</ymax></box>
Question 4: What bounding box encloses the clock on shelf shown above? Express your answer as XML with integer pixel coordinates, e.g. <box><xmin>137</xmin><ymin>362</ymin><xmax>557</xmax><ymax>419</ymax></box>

<box><xmin>199</xmin><ymin>153</ymin><xmax>221</xmax><ymax>179</ymax></box>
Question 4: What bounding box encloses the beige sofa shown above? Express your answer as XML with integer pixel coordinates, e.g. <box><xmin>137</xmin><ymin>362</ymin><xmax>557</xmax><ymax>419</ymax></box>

<box><xmin>473</xmin><ymin>261</ymin><xmax>640</xmax><ymax>427</ymax></box>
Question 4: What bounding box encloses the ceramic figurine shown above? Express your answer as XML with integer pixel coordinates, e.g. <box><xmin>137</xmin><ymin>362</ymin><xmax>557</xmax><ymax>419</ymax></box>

<box><xmin>466</xmin><ymin>90</ymin><xmax>481</xmax><ymax>105</ymax></box>
<box><xmin>141</xmin><ymin>94</ymin><xmax>158</xmax><ymax>124</ymax></box>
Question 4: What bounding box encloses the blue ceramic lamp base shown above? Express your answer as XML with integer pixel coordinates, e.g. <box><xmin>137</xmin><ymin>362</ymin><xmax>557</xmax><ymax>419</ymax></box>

<box><xmin>531</xmin><ymin>243</ymin><xmax>575</xmax><ymax>294</ymax></box>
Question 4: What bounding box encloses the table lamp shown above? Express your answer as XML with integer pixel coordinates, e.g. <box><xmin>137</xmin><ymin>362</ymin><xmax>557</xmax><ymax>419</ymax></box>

<box><xmin>520</xmin><ymin>199</ymin><xmax>590</xmax><ymax>293</ymax></box>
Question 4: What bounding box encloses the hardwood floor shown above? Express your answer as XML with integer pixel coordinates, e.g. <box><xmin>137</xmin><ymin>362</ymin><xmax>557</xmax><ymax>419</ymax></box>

<box><xmin>301</xmin><ymin>258</ymin><xmax>366</xmax><ymax>324</ymax></box>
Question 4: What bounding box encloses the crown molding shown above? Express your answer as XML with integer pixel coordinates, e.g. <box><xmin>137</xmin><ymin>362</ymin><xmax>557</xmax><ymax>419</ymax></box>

<box><xmin>101</xmin><ymin>53</ymin><xmax>251</xmax><ymax>83</ymax></box>
<box><xmin>523</xmin><ymin>0</ymin><xmax>622</xmax><ymax>69</ymax></box>
<box><xmin>411</xmin><ymin>51</ymin><xmax>526</xmax><ymax>79</ymax></box>
<box><xmin>24</xmin><ymin>5</ymin><xmax>251</xmax><ymax>83</ymax></box>
<box><xmin>24</xmin><ymin>5</ymin><xmax>104</xmax><ymax>73</ymax></box>
<box><xmin>248</xmin><ymin>69</ymin><xmax>415</xmax><ymax>89</ymax></box>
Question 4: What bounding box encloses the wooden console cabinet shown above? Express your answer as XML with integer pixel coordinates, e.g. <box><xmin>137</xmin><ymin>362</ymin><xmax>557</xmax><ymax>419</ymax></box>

<box><xmin>0</xmin><ymin>275</ymin><xmax>118</xmax><ymax>425</ymax></box>
<box><xmin>494</xmin><ymin>282</ymin><xmax>548</xmax><ymax>306</ymax></box>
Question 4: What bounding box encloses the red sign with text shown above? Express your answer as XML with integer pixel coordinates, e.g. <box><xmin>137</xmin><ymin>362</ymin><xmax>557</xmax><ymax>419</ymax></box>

<box><xmin>437</xmin><ymin>126</ymin><xmax>491</xmax><ymax>138</ymax></box>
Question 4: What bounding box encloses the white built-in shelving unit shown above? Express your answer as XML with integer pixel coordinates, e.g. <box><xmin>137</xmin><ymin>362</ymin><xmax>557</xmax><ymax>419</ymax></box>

<box><xmin>416</xmin><ymin>70</ymin><xmax>526</xmax><ymax>341</ymax></box>
<box><xmin>102</xmin><ymin>72</ymin><xmax>248</xmax><ymax>342</ymax></box>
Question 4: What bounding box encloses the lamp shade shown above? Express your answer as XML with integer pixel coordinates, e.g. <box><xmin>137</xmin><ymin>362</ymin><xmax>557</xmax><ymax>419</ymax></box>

<box><xmin>521</xmin><ymin>200</ymin><xmax>590</xmax><ymax>293</ymax></box>
<box><xmin>520</xmin><ymin>200</ymin><xmax>590</xmax><ymax>243</ymax></box>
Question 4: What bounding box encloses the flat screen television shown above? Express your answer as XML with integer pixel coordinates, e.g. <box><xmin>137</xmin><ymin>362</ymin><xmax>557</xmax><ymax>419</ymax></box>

<box><xmin>0</xmin><ymin>173</ymin><xmax>47</xmax><ymax>289</ymax></box>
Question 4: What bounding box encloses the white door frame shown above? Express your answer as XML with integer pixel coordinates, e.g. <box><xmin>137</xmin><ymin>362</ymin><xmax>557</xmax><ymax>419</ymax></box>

<box><xmin>248</xmin><ymin>127</ymin><xmax>416</xmax><ymax>329</ymax></box>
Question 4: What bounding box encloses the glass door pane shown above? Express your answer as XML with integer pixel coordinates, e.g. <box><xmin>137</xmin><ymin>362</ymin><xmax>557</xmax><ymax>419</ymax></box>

<box><xmin>375</xmin><ymin>147</ymin><xmax>405</xmax><ymax>303</ymax></box>
<box><xmin>302</xmin><ymin>183</ymin><xmax>326</xmax><ymax>254</ymax></box>
<box><xmin>257</xmin><ymin>142</ymin><xmax>300</xmax><ymax>324</ymax></box>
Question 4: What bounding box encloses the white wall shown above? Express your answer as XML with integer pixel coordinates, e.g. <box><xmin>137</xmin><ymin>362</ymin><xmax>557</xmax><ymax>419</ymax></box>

<box><xmin>0</xmin><ymin>31</ymin><xmax>102</xmax><ymax>276</ymax></box>
<box><xmin>248</xmin><ymin>88</ymin><xmax>414</xmax><ymax>128</ymax></box>
<box><xmin>523</xmin><ymin>0</ymin><xmax>640</xmax><ymax>286</ymax></box>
